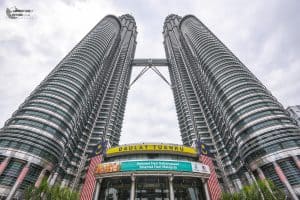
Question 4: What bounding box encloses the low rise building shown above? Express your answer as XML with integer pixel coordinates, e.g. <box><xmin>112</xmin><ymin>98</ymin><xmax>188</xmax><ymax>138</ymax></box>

<box><xmin>83</xmin><ymin>143</ymin><xmax>218</xmax><ymax>200</ymax></box>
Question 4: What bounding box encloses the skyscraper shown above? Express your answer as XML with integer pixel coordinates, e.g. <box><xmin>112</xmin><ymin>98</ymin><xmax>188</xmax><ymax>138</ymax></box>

<box><xmin>0</xmin><ymin>14</ymin><xmax>136</xmax><ymax>199</ymax></box>
<box><xmin>0</xmin><ymin>13</ymin><xmax>299</xmax><ymax>199</ymax></box>
<box><xmin>287</xmin><ymin>105</ymin><xmax>300</xmax><ymax>126</ymax></box>
<box><xmin>164</xmin><ymin>14</ymin><xmax>300</xmax><ymax>198</ymax></box>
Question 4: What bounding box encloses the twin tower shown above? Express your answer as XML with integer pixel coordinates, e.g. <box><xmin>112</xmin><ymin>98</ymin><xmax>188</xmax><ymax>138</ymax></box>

<box><xmin>0</xmin><ymin>14</ymin><xmax>300</xmax><ymax>199</ymax></box>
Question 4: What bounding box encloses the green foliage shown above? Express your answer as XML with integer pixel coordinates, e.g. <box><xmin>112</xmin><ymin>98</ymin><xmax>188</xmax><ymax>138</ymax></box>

<box><xmin>221</xmin><ymin>179</ymin><xmax>286</xmax><ymax>200</ymax></box>
<box><xmin>24</xmin><ymin>178</ymin><xmax>80</xmax><ymax>200</ymax></box>
<box><xmin>221</xmin><ymin>192</ymin><xmax>243</xmax><ymax>200</ymax></box>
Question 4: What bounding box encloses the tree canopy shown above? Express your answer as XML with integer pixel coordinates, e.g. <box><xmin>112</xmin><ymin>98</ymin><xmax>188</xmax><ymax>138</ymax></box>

<box><xmin>24</xmin><ymin>179</ymin><xmax>79</xmax><ymax>200</ymax></box>
<box><xmin>221</xmin><ymin>180</ymin><xmax>286</xmax><ymax>200</ymax></box>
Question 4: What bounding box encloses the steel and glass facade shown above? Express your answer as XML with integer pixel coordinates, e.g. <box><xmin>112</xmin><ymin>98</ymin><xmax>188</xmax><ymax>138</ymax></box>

<box><xmin>0</xmin><ymin>14</ymin><xmax>136</xmax><ymax>199</ymax></box>
<box><xmin>287</xmin><ymin>105</ymin><xmax>300</xmax><ymax>126</ymax></box>
<box><xmin>164</xmin><ymin>14</ymin><xmax>300</xmax><ymax>197</ymax></box>
<box><xmin>0</xmin><ymin>13</ymin><xmax>300</xmax><ymax>199</ymax></box>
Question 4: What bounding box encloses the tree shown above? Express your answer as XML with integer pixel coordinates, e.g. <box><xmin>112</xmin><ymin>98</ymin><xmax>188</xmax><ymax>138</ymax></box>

<box><xmin>221</xmin><ymin>179</ymin><xmax>286</xmax><ymax>200</ymax></box>
<box><xmin>24</xmin><ymin>178</ymin><xmax>79</xmax><ymax>200</ymax></box>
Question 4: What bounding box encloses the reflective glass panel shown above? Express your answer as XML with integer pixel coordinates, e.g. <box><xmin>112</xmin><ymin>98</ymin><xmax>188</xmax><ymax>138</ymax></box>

<box><xmin>135</xmin><ymin>176</ymin><xmax>170</xmax><ymax>200</ymax></box>
<box><xmin>173</xmin><ymin>177</ymin><xmax>206</xmax><ymax>200</ymax></box>
<box><xmin>99</xmin><ymin>177</ymin><xmax>131</xmax><ymax>200</ymax></box>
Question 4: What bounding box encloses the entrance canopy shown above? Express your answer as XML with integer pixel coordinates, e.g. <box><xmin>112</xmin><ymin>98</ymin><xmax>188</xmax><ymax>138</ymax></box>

<box><xmin>91</xmin><ymin>143</ymin><xmax>211</xmax><ymax>200</ymax></box>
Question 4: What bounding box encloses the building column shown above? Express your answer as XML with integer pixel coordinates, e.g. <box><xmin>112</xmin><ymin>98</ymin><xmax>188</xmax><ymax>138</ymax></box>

<box><xmin>93</xmin><ymin>179</ymin><xmax>102</xmax><ymax>200</ymax></box>
<box><xmin>256</xmin><ymin>167</ymin><xmax>266</xmax><ymax>180</ymax></box>
<box><xmin>0</xmin><ymin>157</ymin><xmax>10</xmax><ymax>176</ymax></box>
<box><xmin>257</xmin><ymin>167</ymin><xmax>280</xmax><ymax>200</ymax></box>
<box><xmin>35</xmin><ymin>168</ymin><xmax>47</xmax><ymax>187</ymax></box>
<box><xmin>168</xmin><ymin>175</ymin><xmax>175</xmax><ymax>200</ymax></box>
<box><xmin>130</xmin><ymin>174</ymin><xmax>135</xmax><ymax>200</ymax></box>
<box><xmin>292</xmin><ymin>156</ymin><xmax>300</xmax><ymax>170</ymax></box>
<box><xmin>202</xmin><ymin>178</ymin><xmax>211</xmax><ymax>200</ymax></box>
<box><xmin>48</xmin><ymin>171</ymin><xmax>59</xmax><ymax>186</ymax></box>
<box><xmin>244</xmin><ymin>171</ymin><xmax>254</xmax><ymax>185</ymax></box>
<box><xmin>232</xmin><ymin>178</ymin><xmax>243</xmax><ymax>191</ymax></box>
<box><xmin>7</xmin><ymin>162</ymin><xmax>30</xmax><ymax>200</ymax></box>
<box><xmin>273</xmin><ymin>162</ymin><xmax>299</xmax><ymax>200</ymax></box>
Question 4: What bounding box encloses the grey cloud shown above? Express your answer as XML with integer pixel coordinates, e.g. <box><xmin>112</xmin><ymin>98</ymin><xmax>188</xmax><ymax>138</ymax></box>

<box><xmin>121</xmin><ymin>66</ymin><xmax>181</xmax><ymax>144</ymax></box>
<box><xmin>0</xmin><ymin>37</ymin><xmax>30</xmax><ymax>56</ymax></box>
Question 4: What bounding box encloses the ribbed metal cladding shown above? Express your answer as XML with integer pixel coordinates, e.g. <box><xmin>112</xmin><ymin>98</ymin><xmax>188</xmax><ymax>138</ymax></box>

<box><xmin>287</xmin><ymin>105</ymin><xmax>300</xmax><ymax>126</ymax></box>
<box><xmin>86</xmin><ymin>14</ymin><xmax>137</xmax><ymax>149</ymax></box>
<box><xmin>0</xmin><ymin>15</ymin><xmax>137</xmax><ymax>196</ymax></box>
<box><xmin>163</xmin><ymin>14</ymin><xmax>232</xmax><ymax>191</ymax></box>
<box><xmin>164</xmin><ymin>14</ymin><xmax>300</xmax><ymax>191</ymax></box>
<box><xmin>75</xmin><ymin>14</ymin><xmax>137</xmax><ymax>188</ymax></box>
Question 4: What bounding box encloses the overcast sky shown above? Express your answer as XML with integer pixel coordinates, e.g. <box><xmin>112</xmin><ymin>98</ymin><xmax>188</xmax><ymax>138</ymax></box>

<box><xmin>1</xmin><ymin>0</ymin><xmax>300</xmax><ymax>145</ymax></box>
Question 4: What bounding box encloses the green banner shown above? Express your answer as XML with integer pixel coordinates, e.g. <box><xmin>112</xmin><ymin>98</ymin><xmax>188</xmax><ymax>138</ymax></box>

<box><xmin>121</xmin><ymin>160</ymin><xmax>193</xmax><ymax>172</ymax></box>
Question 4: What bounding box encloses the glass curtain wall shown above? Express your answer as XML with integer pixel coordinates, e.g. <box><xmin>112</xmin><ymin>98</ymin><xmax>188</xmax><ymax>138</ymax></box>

<box><xmin>173</xmin><ymin>177</ymin><xmax>206</xmax><ymax>200</ymax></box>
<box><xmin>135</xmin><ymin>177</ymin><xmax>170</xmax><ymax>200</ymax></box>
<box><xmin>99</xmin><ymin>177</ymin><xmax>131</xmax><ymax>200</ymax></box>
<box><xmin>98</xmin><ymin>176</ymin><xmax>207</xmax><ymax>200</ymax></box>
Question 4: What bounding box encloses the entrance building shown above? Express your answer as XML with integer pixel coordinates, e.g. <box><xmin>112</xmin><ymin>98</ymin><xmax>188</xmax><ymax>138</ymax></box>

<box><xmin>91</xmin><ymin>143</ymin><xmax>212</xmax><ymax>200</ymax></box>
